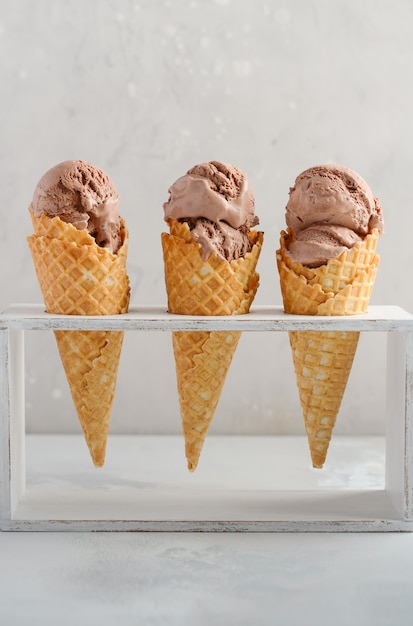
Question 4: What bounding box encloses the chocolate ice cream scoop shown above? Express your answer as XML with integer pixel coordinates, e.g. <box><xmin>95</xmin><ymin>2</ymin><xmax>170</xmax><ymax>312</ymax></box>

<box><xmin>31</xmin><ymin>160</ymin><xmax>122</xmax><ymax>253</ymax></box>
<box><xmin>163</xmin><ymin>161</ymin><xmax>259</xmax><ymax>261</ymax></box>
<box><xmin>285</xmin><ymin>164</ymin><xmax>384</xmax><ymax>267</ymax></box>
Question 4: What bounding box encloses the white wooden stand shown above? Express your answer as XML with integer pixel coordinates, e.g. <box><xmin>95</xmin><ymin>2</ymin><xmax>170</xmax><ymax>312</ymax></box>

<box><xmin>1</xmin><ymin>304</ymin><xmax>413</xmax><ymax>532</ymax></box>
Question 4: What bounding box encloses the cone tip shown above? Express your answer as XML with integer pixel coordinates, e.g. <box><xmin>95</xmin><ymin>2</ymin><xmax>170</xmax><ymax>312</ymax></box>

<box><xmin>187</xmin><ymin>459</ymin><xmax>198</xmax><ymax>472</ymax></box>
<box><xmin>89</xmin><ymin>444</ymin><xmax>106</xmax><ymax>468</ymax></box>
<box><xmin>311</xmin><ymin>456</ymin><xmax>325</xmax><ymax>469</ymax></box>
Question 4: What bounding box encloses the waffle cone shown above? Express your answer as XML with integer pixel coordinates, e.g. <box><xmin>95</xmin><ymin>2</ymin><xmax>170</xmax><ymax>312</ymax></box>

<box><xmin>162</xmin><ymin>220</ymin><xmax>263</xmax><ymax>471</ymax></box>
<box><xmin>27</xmin><ymin>211</ymin><xmax>130</xmax><ymax>466</ymax></box>
<box><xmin>276</xmin><ymin>229</ymin><xmax>380</xmax><ymax>468</ymax></box>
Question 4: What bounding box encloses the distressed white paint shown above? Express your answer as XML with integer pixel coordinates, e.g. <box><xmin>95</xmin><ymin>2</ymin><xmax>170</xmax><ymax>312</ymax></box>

<box><xmin>2</xmin><ymin>304</ymin><xmax>413</xmax><ymax>332</ymax></box>
<box><xmin>385</xmin><ymin>332</ymin><xmax>407</xmax><ymax>518</ymax></box>
<box><xmin>9</xmin><ymin>330</ymin><xmax>25</xmax><ymax>516</ymax></box>
<box><xmin>0</xmin><ymin>330</ymin><xmax>11</xmax><ymax>521</ymax></box>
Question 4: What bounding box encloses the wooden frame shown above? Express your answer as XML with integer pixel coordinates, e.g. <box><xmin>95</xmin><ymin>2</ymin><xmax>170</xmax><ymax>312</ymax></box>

<box><xmin>1</xmin><ymin>304</ymin><xmax>413</xmax><ymax>532</ymax></box>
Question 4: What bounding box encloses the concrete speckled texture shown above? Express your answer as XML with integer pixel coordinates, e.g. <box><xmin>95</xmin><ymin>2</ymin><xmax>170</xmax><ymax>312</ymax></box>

<box><xmin>1</xmin><ymin>0</ymin><xmax>412</xmax><ymax>436</ymax></box>
<box><xmin>1</xmin><ymin>532</ymin><xmax>413</xmax><ymax>625</ymax></box>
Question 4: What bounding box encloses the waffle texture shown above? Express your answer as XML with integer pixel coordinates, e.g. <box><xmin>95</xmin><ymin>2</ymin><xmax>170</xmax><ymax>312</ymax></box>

<box><xmin>276</xmin><ymin>229</ymin><xmax>380</xmax><ymax>468</ymax></box>
<box><xmin>162</xmin><ymin>220</ymin><xmax>263</xmax><ymax>471</ymax></box>
<box><xmin>28</xmin><ymin>211</ymin><xmax>130</xmax><ymax>466</ymax></box>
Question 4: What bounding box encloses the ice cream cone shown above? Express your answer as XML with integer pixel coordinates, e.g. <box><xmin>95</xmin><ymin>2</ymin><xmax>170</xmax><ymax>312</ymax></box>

<box><xmin>277</xmin><ymin>228</ymin><xmax>380</xmax><ymax>468</ymax></box>
<box><xmin>162</xmin><ymin>220</ymin><xmax>263</xmax><ymax>471</ymax></box>
<box><xmin>27</xmin><ymin>211</ymin><xmax>130</xmax><ymax>466</ymax></box>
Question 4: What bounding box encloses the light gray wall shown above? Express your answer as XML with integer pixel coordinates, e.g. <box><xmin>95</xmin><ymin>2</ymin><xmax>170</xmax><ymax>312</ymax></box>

<box><xmin>1</xmin><ymin>0</ymin><xmax>411</xmax><ymax>435</ymax></box>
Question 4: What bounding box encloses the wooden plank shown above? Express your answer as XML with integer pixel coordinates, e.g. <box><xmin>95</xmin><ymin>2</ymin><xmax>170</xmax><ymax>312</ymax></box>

<box><xmin>1</xmin><ymin>304</ymin><xmax>413</xmax><ymax>332</ymax></box>
<box><xmin>9</xmin><ymin>330</ymin><xmax>25</xmax><ymax>516</ymax></box>
<box><xmin>3</xmin><ymin>519</ymin><xmax>413</xmax><ymax>532</ymax></box>
<box><xmin>0</xmin><ymin>330</ymin><xmax>11</xmax><ymax>521</ymax></box>
<box><xmin>385</xmin><ymin>332</ymin><xmax>407</xmax><ymax>517</ymax></box>
<box><xmin>405</xmin><ymin>332</ymin><xmax>413</xmax><ymax>518</ymax></box>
